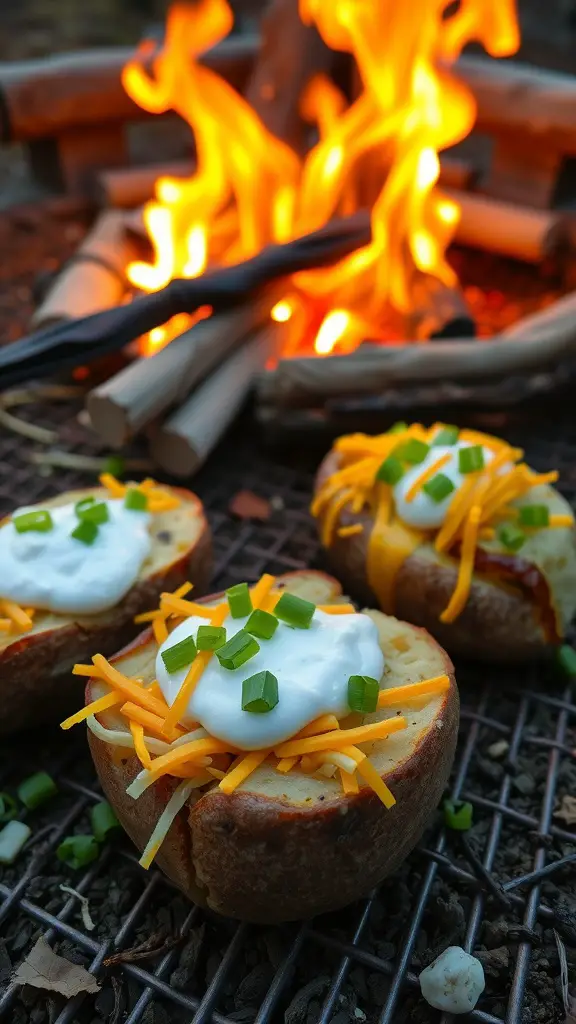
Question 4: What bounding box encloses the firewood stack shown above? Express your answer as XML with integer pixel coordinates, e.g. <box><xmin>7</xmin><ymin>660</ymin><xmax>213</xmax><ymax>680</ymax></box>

<box><xmin>1</xmin><ymin>1</ymin><xmax>576</xmax><ymax>475</ymax></box>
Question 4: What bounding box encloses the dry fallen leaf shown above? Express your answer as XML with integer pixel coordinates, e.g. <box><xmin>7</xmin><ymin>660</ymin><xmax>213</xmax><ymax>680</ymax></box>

<box><xmin>554</xmin><ymin>795</ymin><xmax>576</xmax><ymax>827</ymax></box>
<box><xmin>229</xmin><ymin>490</ymin><xmax>272</xmax><ymax>521</ymax></box>
<box><xmin>13</xmin><ymin>937</ymin><xmax>99</xmax><ymax>997</ymax></box>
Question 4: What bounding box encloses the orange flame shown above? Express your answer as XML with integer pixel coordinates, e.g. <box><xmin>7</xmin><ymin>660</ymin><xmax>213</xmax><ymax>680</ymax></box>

<box><xmin>123</xmin><ymin>0</ymin><xmax>519</xmax><ymax>357</ymax></box>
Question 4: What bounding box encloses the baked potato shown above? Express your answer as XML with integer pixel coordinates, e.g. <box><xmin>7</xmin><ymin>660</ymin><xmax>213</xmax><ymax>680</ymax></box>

<box><xmin>313</xmin><ymin>423</ymin><xmax>576</xmax><ymax>662</ymax></box>
<box><xmin>74</xmin><ymin>569</ymin><xmax>458</xmax><ymax>923</ymax></box>
<box><xmin>0</xmin><ymin>481</ymin><xmax>211</xmax><ymax>734</ymax></box>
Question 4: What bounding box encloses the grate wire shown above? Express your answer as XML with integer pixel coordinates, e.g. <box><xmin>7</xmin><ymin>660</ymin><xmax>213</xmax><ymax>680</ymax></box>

<box><xmin>0</xmin><ymin>396</ymin><xmax>574</xmax><ymax>1024</ymax></box>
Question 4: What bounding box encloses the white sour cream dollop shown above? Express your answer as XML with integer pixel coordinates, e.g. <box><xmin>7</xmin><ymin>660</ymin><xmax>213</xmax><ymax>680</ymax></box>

<box><xmin>157</xmin><ymin>608</ymin><xmax>384</xmax><ymax>750</ymax></box>
<box><xmin>0</xmin><ymin>499</ymin><xmax>152</xmax><ymax>615</ymax></box>
<box><xmin>394</xmin><ymin>443</ymin><xmax>495</xmax><ymax>530</ymax></box>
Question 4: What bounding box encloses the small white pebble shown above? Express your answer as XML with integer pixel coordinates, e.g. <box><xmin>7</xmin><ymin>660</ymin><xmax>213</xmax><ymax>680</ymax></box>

<box><xmin>419</xmin><ymin>946</ymin><xmax>485</xmax><ymax>1014</ymax></box>
<box><xmin>487</xmin><ymin>739</ymin><xmax>509</xmax><ymax>759</ymax></box>
<box><xmin>0</xmin><ymin>820</ymin><xmax>32</xmax><ymax>864</ymax></box>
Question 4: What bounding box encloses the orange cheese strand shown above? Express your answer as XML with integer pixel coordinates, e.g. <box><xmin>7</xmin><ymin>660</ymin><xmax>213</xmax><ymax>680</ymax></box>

<box><xmin>440</xmin><ymin>506</ymin><xmax>482</xmax><ymax>623</ymax></box>
<box><xmin>321</xmin><ymin>487</ymin><xmax>354</xmax><ymax>547</ymax></box>
<box><xmin>130</xmin><ymin>721</ymin><xmax>152</xmax><ymax>769</ymax></box>
<box><xmin>367</xmin><ymin>486</ymin><xmax>422</xmax><ymax>615</ymax></box>
<box><xmin>0</xmin><ymin>618</ymin><xmax>12</xmax><ymax>633</ymax></box>
<box><xmin>0</xmin><ymin>599</ymin><xmax>33</xmax><ymax>633</ymax></box>
<box><xmin>548</xmin><ymin>515</ymin><xmax>574</xmax><ymax>528</ymax></box>
<box><xmin>276</xmin><ymin>756</ymin><xmax>298</xmax><ymax>773</ymax></box>
<box><xmin>61</xmin><ymin>691</ymin><xmax>122</xmax><ymax>729</ymax></box>
<box><xmin>153</xmin><ymin>617</ymin><xmax>169</xmax><ymax>645</ymax></box>
<box><xmin>93</xmin><ymin>654</ymin><xmax>172</xmax><ymax>718</ymax></box>
<box><xmin>219</xmin><ymin>750</ymin><xmax>270</xmax><ymax>794</ymax></box>
<box><xmin>377</xmin><ymin>674</ymin><xmax>450</xmax><ymax>707</ymax></box>
<box><xmin>405</xmin><ymin>453</ymin><xmax>451</xmax><ymax>504</ymax></box>
<box><xmin>121</xmin><ymin>701</ymin><xmax>185</xmax><ymax>739</ymax></box>
<box><xmin>337</xmin><ymin>524</ymin><xmax>364</xmax><ymax>538</ymax></box>
<box><xmin>340</xmin><ymin>769</ymin><xmax>359</xmax><ymax>794</ymax></box>
<box><xmin>295</xmin><ymin>714</ymin><xmax>340</xmax><ymax>739</ymax></box>
<box><xmin>162</xmin><ymin>602</ymin><xmax>228</xmax><ymax>735</ymax></box>
<box><xmin>140</xmin><ymin>737</ymin><xmax>231</xmax><ymax>785</ymax></box>
<box><xmin>99</xmin><ymin>473</ymin><xmax>125</xmax><ymax>497</ymax></box>
<box><xmin>317</xmin><ymin>604</ymin><xmax>356</xmax><ymax>615</ymax></box>
<box><xmin>250</xmin><ymin>573</ymin><xmax>276</xmax><ymax>607</ymax></box>
<box><xmin>274</xmin><ymin>715</ymin><xmax>407</xmax><ymax>758</ymax></box>
<box><xmin>160</xmin><ymin>594</ymin><xmax>214</xmax><ymax>620</ymax></box>
<box><xmin>434</xmin><ymin>473</ymin><xmax>480</xmax><ymax>554</ymax></box>
<box><xmin>355</xmin><ymin>757</ymin><xmax>396</xmax><ymax>809</ymax></box>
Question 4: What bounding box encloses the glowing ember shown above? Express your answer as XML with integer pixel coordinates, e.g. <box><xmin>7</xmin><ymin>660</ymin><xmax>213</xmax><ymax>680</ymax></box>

<box><xmin>123</xmin><ymin>0</ymin><xmax>519</xmax><ymax>357</ymax></box>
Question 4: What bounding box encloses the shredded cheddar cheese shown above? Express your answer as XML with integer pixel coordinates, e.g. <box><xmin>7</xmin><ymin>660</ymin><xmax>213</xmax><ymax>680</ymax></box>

<box><xmin>61</xmin><ymin>575</ymin><xmax>454</xmax><ymax>871</ymax></box>
<box><xmin>312</xmin><ymin>423</ymin><xmax>572</xmax><ymax>626</ymax></box>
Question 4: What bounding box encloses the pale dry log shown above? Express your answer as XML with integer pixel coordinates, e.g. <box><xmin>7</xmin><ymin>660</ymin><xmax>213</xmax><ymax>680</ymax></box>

<box><xmin>447</xmin><ymin>189</ymin><xmax>565</xmax><ymax>264</ymax></box>
<box><xmin>151</xmin><ymin>321</ymin><xmax>288</xmax><ymax>478</ymax></box>
<box><xmin>86</xmin><ymin>298</ymin><xmax>274</xmax><ymax>448</ymax></box>
<box><xmin>256</xmin><ymin>290</ymin><xmax>576</xmax><ymax>407</ymax></box>
<box><xmin>407</xmin><ymin>273</ymin><xmax>475</xmax><ymax>341</ymax></box>
<box><xmin>0</xmin><ymin>36</ymin><xmax>258</xmax><ymax>143</ymax></box>
<box><xmin>95</xmin><ymin>160</ymin><xmax>193</xmax><ymax>208</ymax></box>
<box><xmin>31</xmin><ymin>211</ymin><xmax>140</xmax><ymax>329</ymax></box>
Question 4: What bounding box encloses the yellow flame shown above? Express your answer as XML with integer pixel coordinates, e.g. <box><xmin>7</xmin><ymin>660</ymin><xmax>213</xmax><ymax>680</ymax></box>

<box><xmin>271</xmin><ymin>301</ymin><xmax>293</xmax><ymax>323</ymax></box>
<box><xmin>124</xmin><ymin>0</ymin><xmax>519</xmax><ymax>357</ymax></box>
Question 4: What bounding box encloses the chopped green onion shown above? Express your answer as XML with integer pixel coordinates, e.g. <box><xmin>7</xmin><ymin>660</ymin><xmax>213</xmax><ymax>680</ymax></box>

<box><xmin>71</xmin><ymin>519</ymin><xmax>99</xmax><ymax>545</ymax></box>
<box><xmin>422</xmin><ymin>473</ymin><xmax>455</xmax><ymax>504</ymax></box>
<box><xmin>388</xmin><ymin>421</ymin><xmax>408</xmax><ymax>434</ymax></box>
<box><xmin>443</xmin><ymin>799</ymin><xmax>473</xmax><ymax>831</ymax></box>
<box><xmin>216</xmin><ymin>630</ymin><xmax>260</xmax><ymax>670</ymax></box>
<box><xmin>0</xmin><ymin>793</ymin><xmax>18</xmax><ymax>823</ymax></box>
<box><xmin>241</xmin><ymin>671</ymin><xmax>279</xmax><ymax>713</ymax></box>
<box><xmin>196</xmin><ymin>625</ymin><xmax>227</xmax><ymax>651</ymax></box>
<box><xmin>57</xmin><ymin>835</ymin><xmax>100</xmax><ymax>870</ymax></box>
<box><xmin>90</xmin><ymin>801</ymin><xmax>120</xmax><ymax>843</ymax></box>
<box><xmin>124</xmin><ymin>488</ymin><xmax>148</xmax><ymax>512</ymax></box>
<box><xmin>0</xmin><ymin>821</ymin><xmax>31</xmax><ymax>864</ymax></box>
<box><xmin>226</xmin><ymin>582</ymin><xmax>253</xmax><ymax>619</ymax></box>
<box><xmin>161</xmin><ymin>635</ymin><xmax>197</xmax><ymax>673</ymax></box>
<box><xmin>432</xmin><ymin>425</ymin><xmax>459</xmax><ymax>446</ymax></box>
<box><xmin>274</xmin><ymin>592</ymin><xmax>315</xmax><ymax>629</ymax></box>
<box><xmin>347</xmin><ymin>675</ymin><xmax>379</xmax><ymax>713</ymax></box>
<box><xmin>245</xmin><ymin>609</ymin><xmax>278</xmax><ymax>640</ymax></box>
<box><xmin>103</xmin><ymin>455</ymin><xmax>125</xmax><ymax>478</ymax></box>
<box><xmin>497</xmin><ymin>522</ymin><xmax>526</xmax><ymax>552</ymax></box>
<box><xmin>458</xmin><ymin>445</ymin><xmax>485</xmax><ymax>474</ymax></box>
<box><xmin>395</xmin><ymin>438</ymin><xmax>430</xmax><ymax>464</ymax></box>
<box><xmin>376</xmin><ymin>456</ymin><xmax>404</xmax><ymax>485</ymax></box>
<box><xmin>519</xmin><ymin>504</ymin><xmax>550</xmax><ymax>528</ymax></box>
<box><xmin>75</xmin><ymin>499</ymin><xmax>109</xmax><ymax>525</ymax></box>
<box><xmin>13</xmin><ymin>510</ymin><xmax>53</xmax><ymax>534</ymax></box>
<box><xmin>556</xmin><ymin>644</ymin><xmax>576</xmax><ymax>678</ymax></box>
<box><xmin>17</xmin><ymin>771</ymin><xmax>57</xmax><ymax>810</ymax></box>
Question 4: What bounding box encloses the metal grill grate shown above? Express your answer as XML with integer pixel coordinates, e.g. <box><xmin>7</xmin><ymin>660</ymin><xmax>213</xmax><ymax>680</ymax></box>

<box><xmin>0</xmin><ymin>395</ymin><xmax>575</xmax><ymax>1024</ymax></box>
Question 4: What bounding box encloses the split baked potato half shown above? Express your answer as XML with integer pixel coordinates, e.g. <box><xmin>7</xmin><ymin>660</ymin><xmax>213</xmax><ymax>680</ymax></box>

<box><xmin>0</xmin><ymin>485</ymin><xmax>211</xmax><ymax>734</ymax></box>
<box><xmin>83</xmin><ymin>570</ymin><xmax>458</xmax><ymax>923</ymax></box>
<box><xmin>313</xmin><ymin>424</ymin><xmax>576</xmax><ymax>662</ymax></box>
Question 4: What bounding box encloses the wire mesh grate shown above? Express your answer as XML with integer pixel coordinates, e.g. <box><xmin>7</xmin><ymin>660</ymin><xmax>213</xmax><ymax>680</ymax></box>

<box><xmin>0</xmin><ymin>394</ymin><xmax>575</xmax><ymax>1024</ymax></box>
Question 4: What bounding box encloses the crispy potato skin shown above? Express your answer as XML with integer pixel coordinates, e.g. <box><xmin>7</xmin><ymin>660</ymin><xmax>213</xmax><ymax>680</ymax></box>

<box><xmin>315</xmin><ymin>451</ymin><xmax>557</xmax><ymax>662</ymax></box>
<box><xmin>0</xmin><ymin>487</ymin><xmax>212</xmax><ymax>734</ymax></box>
<box><xmin>88</xmin><ymin>571</ymin><xmax>458</xmax><ymax>923</ymax></box>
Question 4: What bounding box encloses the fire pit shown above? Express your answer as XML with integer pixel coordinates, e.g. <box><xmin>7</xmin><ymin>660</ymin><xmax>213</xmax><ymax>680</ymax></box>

<box><xmin>1</xmin><ymin>0</ymin><xmax>575</xmax><ymax>473</ymax></box>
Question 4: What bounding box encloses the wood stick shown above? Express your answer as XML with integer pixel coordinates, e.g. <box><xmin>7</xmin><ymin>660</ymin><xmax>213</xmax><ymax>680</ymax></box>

<box><xmin>256</xmin><ymin>290</ymin><xmax>576</xmax><ymax>407</ymax></box>
<box><xmin>447</xmin><ymin>189</ymin><xmax>565</xmax><ymax>264</ymax></box>
<box><xmin>455</xmin><ymin>55</ymin><xmax>576</xmax><ymax>155</ymax></box>
<box><xmin>31</xmin><ymin>211</ymin><xmax>140</xmax><ymax>328</ymax></box>
<box><xmin>151</xmin><ymin>321</ymin><xmax>288</xmax><ymax>478</ymax></box>
<box><xmin>0</xmin><ymin>36</ymin><xmax>257</xmax><ymax>143</ymax></box>
<box><xmin>86</xmin><ymin>297</ymin><xmax>274</xmax><ymax>448</ymax></box>
<box><xmin>407</xmin><ymin>273</ymin><xmax>475</xmax><ymax>341</ymax></box>
<box><xmin>244</xmin><ymin>0</ymin><xmax>333</xmax><ymax>153</ymax></box>
<box><xmin>95</xmin><ymin>160</ymin><xmax>193</xmax><ymax>208</ymax></box>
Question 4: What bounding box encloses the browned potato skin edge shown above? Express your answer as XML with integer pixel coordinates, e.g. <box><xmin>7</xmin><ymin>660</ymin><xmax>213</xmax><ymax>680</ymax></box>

<box><xmin>88</xmin><ymin>571</ymin><xmax>458</xmax><ymax>923</ymax></box>
<box><xmin>315</xmin><ymin>451</ymin><xmax>553</xmax><ymax>663</ymax></box>
<box><xmin>0</xmin><ymin>487</ymin><xmax>212</xmax><ymax>734</ymax></box>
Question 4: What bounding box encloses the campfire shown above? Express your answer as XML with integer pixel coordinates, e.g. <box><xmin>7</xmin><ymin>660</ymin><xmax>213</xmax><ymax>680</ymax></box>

<box><xmin>4</xmin><ymin>0</ymin><xmax>576</xmax><ymax>474</ymax></box>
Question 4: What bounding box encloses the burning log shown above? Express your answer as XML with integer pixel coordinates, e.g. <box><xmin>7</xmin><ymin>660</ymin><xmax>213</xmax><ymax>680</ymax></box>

<box><xmin>0</xmin><ymin>37</ymin><xmax>257</xmax><ymax>143</ymax></box>
<box><xmin>151</xmin><ymin>321</ymin><xmax>288</xmax><ymax>478</ymax></box>
<box><xmin>95</xmin><ymin>160</ymin><xmax>193</xmax><ymax>209</ymax></box>
<box><xmin>256</xmin><ymin>290</ymin><xmax>576</xmax><ymax>408</ymax></box>
<box><xmin>31</xmin><ymin>211</ymin><xmax>139</xmax><ymax>328</ymax></box>
<box><xmin>447</xmin><ymin>190</ymin><xmax>566</xmax><ymax>264</ymax></box>
<box><xmin>86</xmin><ymin>298</ymin><xmax>274</xmax><ymax>448</ymax></box>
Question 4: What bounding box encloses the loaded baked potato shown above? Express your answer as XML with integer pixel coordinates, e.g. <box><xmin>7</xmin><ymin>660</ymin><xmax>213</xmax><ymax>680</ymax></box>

<box><xmin>0</xmin><ymin>476</ymin><xmax>211</xmax><ymax>733</ymax></box>
<box><xmin>313</xmin><ymin>423</ymin><xmax>576</xmax><ymax>662</ymax></box>
<box><xmin>64</xmin><ymin>570</ymin><xmax>458</xmax><ymax>923</ymax></box>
